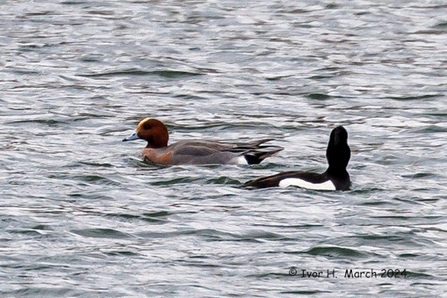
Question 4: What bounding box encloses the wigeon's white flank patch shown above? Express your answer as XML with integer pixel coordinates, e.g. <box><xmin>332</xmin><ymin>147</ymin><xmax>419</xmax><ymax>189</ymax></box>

<box><xmin>235</xmin><ymin>156</ymin><xmax>249</xmax><ymax>165</ymax></box>
<box><xmin>278</xmin><ymin>178</ymin><xmax>336</xmax><ymax>191</ymax></box>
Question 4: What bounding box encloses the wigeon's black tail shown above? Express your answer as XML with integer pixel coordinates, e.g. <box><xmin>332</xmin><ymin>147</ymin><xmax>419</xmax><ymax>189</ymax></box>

<box><xmin>243</xmin><ymin>147</ymin><xmax>284</xmax><ymax>165</ymax></box>
<box><xmin>229</xmin><ymin>138</ymin><xmax>283</xmax><ymax>165</ymax></box>
<box><xmin>230</xmin><ymin>139</ymin><xmax>284</xmax><ymax>165</ymax></box>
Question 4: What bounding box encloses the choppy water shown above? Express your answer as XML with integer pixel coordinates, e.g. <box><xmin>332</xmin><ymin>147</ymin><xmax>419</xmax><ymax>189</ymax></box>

<box><xmin>1</xmin><ymin>0</ymin><xmax>447</xmax><ymax>296</ymax></box>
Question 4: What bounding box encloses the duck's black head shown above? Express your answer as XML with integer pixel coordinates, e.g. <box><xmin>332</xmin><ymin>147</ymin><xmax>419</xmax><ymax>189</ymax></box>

<box><xmin>326</xmin><ymin>126</ymin><xmax>350</xmax><ymax>173</ymax></box>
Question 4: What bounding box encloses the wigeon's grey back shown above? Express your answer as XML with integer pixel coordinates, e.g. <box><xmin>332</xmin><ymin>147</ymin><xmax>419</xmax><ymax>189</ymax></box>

<box><xmin>164</xmin><ymin>139</ymin><xmax>283</xmax><ymax>165</ymax></box>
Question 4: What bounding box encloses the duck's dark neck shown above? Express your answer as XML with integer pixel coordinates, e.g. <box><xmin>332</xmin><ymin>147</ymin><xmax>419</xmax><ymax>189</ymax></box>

<box><xmin>326</xmin><ymin>166</ymin><xmax>349</xmax><ymax>176</ymax></box>
<box><xmin>326</xmin><ymin>144</ymin><xmax>350</xmax><ymax>175</ymax></box>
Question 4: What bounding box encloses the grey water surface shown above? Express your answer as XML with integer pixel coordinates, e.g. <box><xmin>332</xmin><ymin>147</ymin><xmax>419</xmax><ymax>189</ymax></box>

<box><xmin>1</xmin><ymin>0</ymin><xmax>447</xmax><ymax>296</ymax></box>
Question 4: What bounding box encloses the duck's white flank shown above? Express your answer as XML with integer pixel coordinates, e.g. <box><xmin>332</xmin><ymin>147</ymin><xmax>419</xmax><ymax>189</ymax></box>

<box><xmin>278</xmin><ymin>178</ymin><xmax>336</xmax><ymax>190</ymax></box>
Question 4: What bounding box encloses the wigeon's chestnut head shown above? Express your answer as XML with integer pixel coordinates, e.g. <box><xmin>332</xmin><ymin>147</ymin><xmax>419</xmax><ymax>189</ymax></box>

<box><xmin>244</xmin><ymin>126</ymin><xmax>351</xmax><ymax>191</ymax></box>
<box><xmin>123</xmin><ymin>118</ymin><xmax>284</xmax><ymax>165</ymax></box>
<box><xmin>123</xmin><ymin>118</ymin><xmax>169</xmax><ymax>148</ymax></box>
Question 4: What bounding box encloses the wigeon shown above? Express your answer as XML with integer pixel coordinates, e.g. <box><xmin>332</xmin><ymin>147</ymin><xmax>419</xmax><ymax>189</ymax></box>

<box><xmin>244</xmin><ymin>126</ymin><xmax>350</xmax><ymax>191</ymax></box>
<box><xmin>123</xmin><ymin>118</ymin><xmax>283</xmax><ymax>165</ymax></box>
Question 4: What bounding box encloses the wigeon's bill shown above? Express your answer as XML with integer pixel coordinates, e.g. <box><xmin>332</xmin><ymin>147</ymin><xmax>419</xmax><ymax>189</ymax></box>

<box><xmin>244</xmin><ymin>126</ymin><xmax>350</xmax><ymax>191</ymax></box>
<box><xmin>123</xmin><ymin>118</ymin><xmax>283</xmax><ymax>165</ymax></box>
<box><xmin>123</xmin><ymin>132</ymin><xmax>139</xmax><ymax>142</ymax></box>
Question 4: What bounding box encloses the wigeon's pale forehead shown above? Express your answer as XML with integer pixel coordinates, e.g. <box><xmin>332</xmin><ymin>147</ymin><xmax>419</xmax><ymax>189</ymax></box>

<box><xmin>137</xmin><ymin>118</ymin><xmax>152</xmax><ymax>130</ymax></box>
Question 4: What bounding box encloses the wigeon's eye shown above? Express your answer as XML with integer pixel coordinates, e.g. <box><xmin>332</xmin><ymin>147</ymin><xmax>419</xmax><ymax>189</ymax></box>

<box><xmin>143</xmin><ymin>123</ymin><xmax>151</xmax><ymax>130</ymax></box>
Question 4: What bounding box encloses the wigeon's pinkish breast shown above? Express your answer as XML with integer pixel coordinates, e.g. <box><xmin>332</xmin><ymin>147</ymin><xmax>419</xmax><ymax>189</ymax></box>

<box><xmin>123</xmin><ymin>118</ymin><xmax>283</xmax><ymax>165</ymax></box>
